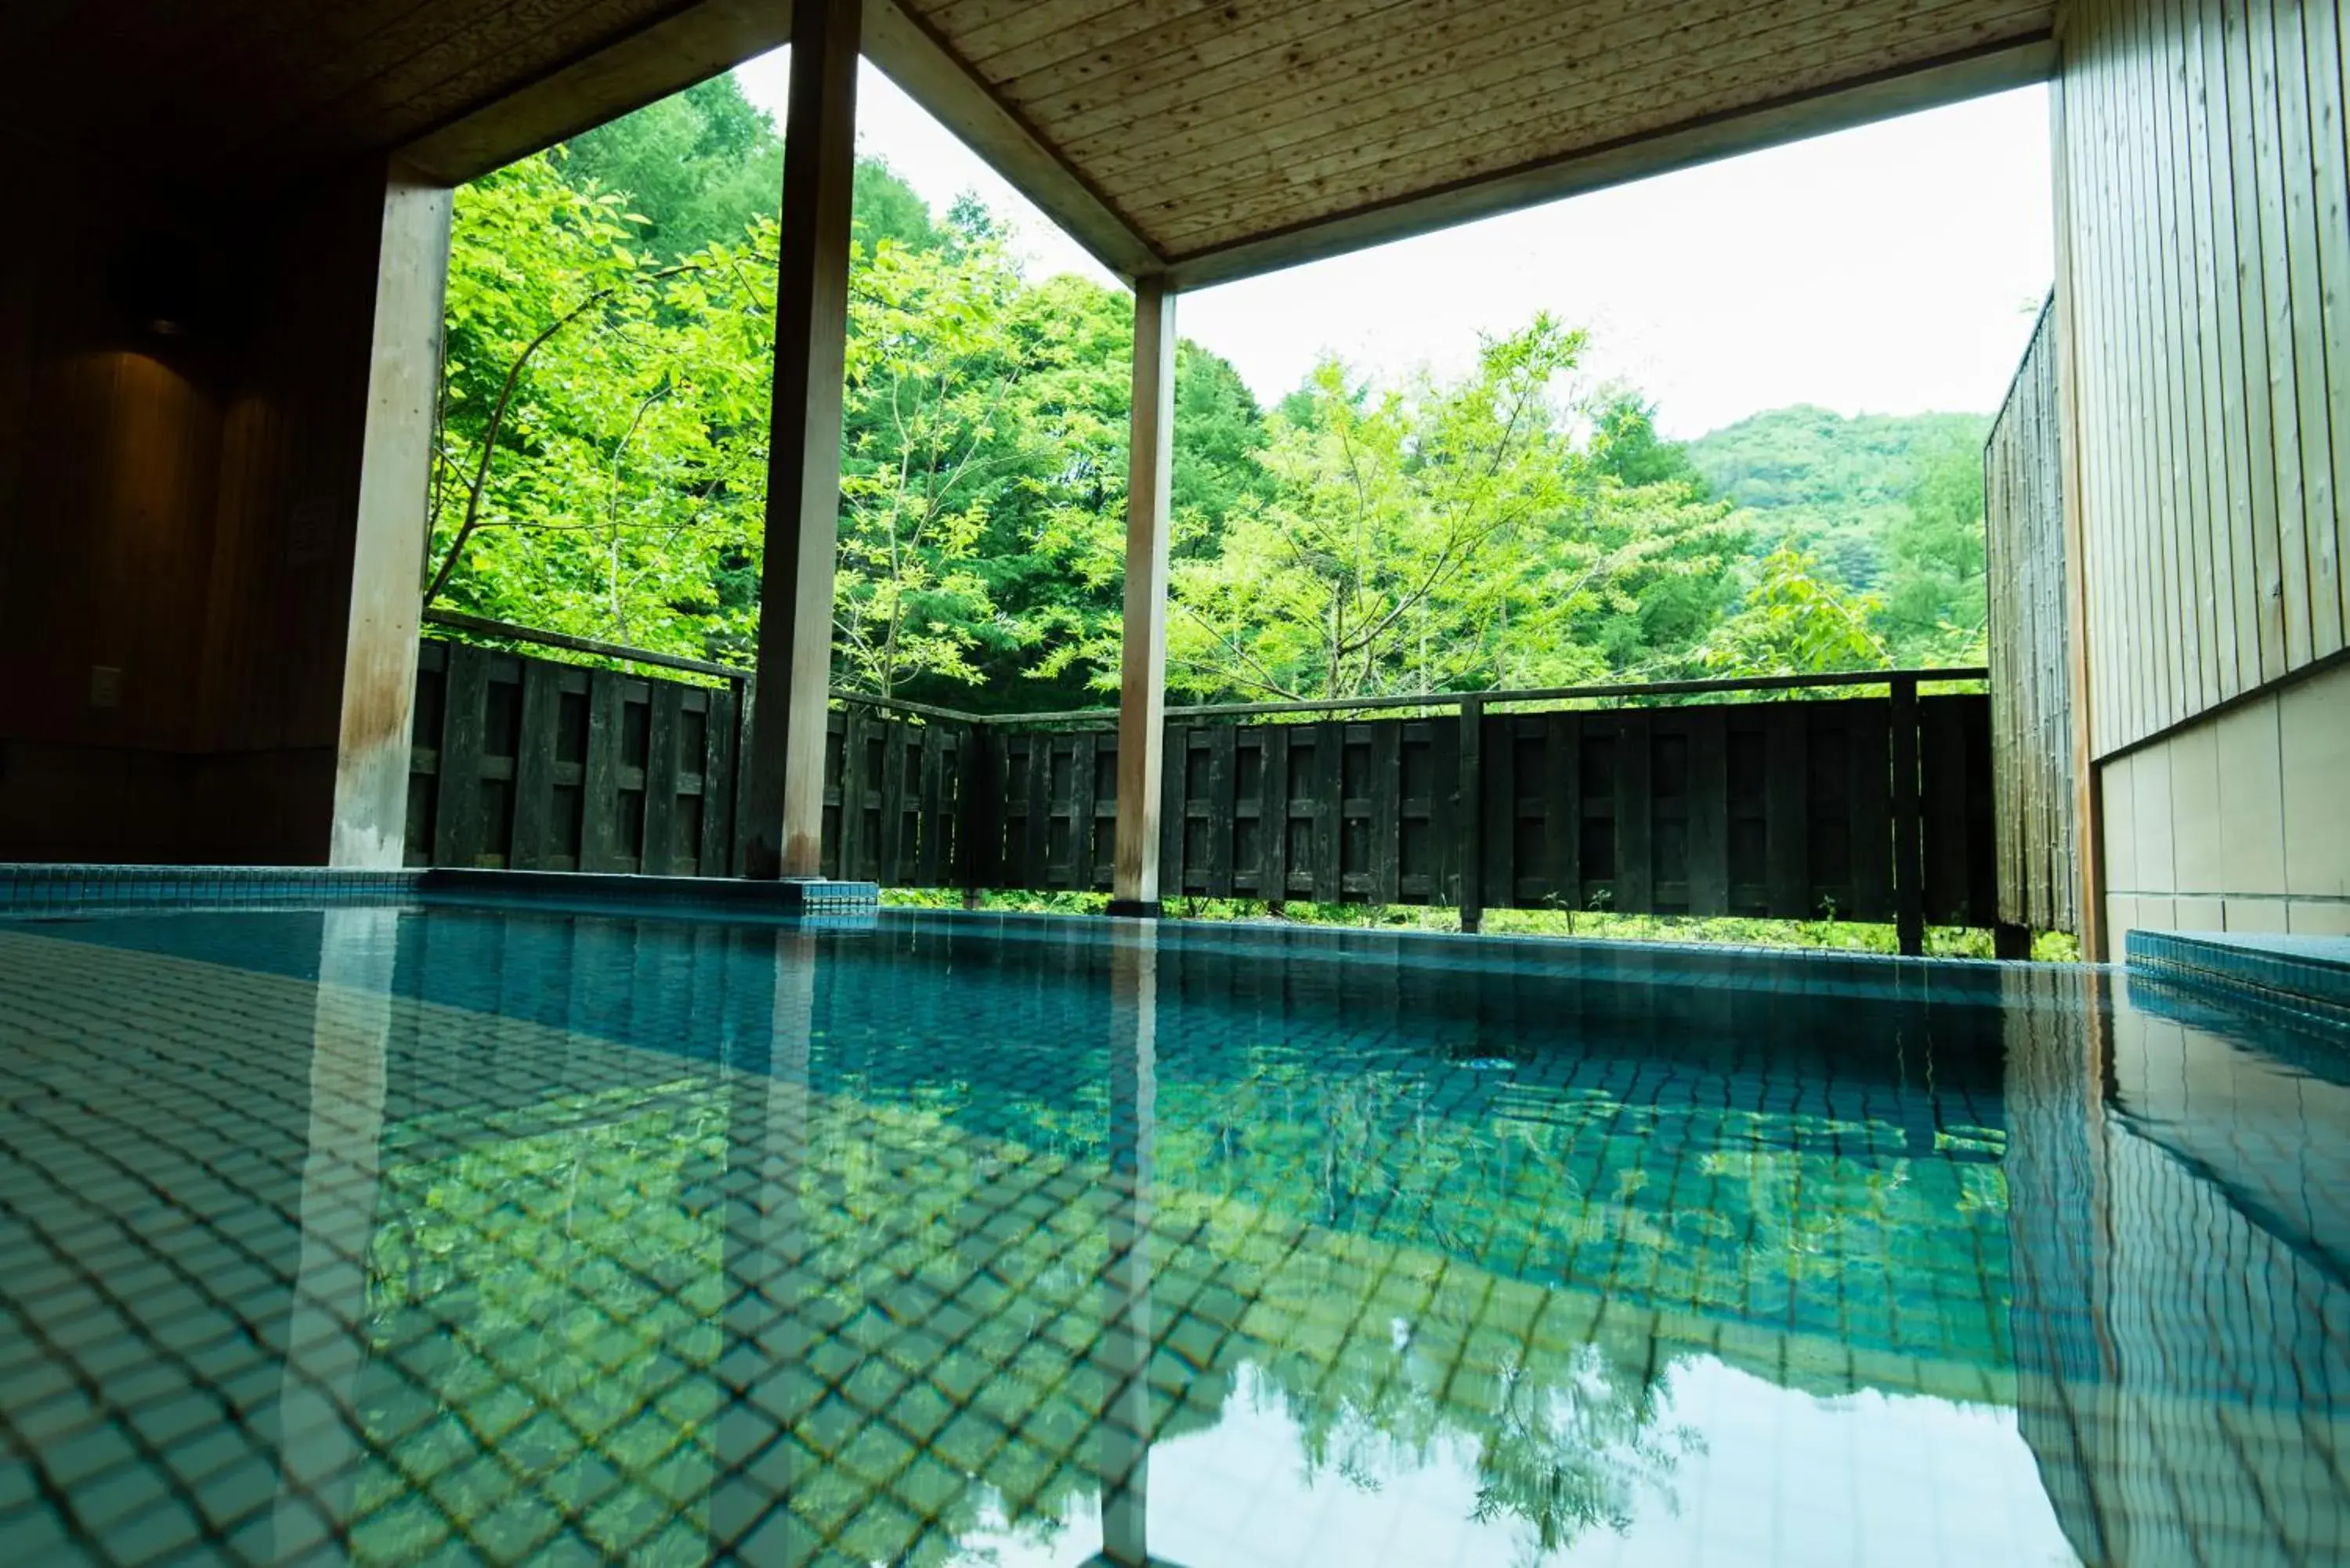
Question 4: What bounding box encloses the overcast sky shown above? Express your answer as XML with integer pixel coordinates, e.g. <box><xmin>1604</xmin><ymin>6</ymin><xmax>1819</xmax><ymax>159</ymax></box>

<box><xmin>735</xmin><ymin>54</ymin><xmax>2055</xmax><ymax>439</ymax></box>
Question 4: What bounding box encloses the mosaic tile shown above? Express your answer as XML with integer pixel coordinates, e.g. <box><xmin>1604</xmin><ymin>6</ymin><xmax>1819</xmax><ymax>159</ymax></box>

<box><xmin>0</xmin><ymin>904</ymin><xmax>2344</xmax><ymax>1564</ymax></box>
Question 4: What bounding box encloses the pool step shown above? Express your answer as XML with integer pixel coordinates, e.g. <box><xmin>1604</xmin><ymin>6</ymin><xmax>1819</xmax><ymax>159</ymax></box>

<box><xmin>2127</xmin><ymin>929</ymin><xmax>2350</xmax><ymax>1026</ymax></box>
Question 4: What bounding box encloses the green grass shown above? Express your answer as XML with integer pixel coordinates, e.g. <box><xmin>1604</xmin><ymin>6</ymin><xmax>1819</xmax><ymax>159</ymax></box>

<box><xmin>877</xmin><ymin>887</ymin><xmax>2081</xmax><ymax>961</ymax></box>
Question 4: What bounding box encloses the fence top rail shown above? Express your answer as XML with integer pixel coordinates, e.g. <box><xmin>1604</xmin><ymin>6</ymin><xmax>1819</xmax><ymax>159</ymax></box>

<box><xmin>425</xmin><ymin>609</ymin><xmax>747</xmax><ymax>681</ymax></box>
<box><xmin>982</xmin><ymin>667</ymin><xmax>1990</xmax><ymax>727</ymax></box>
<box><xmin>422</xmin><ymin>609</ymin><xmax>1984</xmax><ymax>729</ymax></box>
<box><xmin>420</xmin><ymin>610</ymin><xmax>974</xmax><ymax>724</ymax></box>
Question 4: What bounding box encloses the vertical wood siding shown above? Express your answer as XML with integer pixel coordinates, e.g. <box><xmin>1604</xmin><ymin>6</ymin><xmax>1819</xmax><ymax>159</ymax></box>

<box><xmin>1987</xmin><ymin>299</ymin><xmax>2081</xmax><ymax>932</ymax></box>
<box><xmin>2060</xmin><ymin>0</ymin><xmax>2350</xmax><ymax>757</ymax></box>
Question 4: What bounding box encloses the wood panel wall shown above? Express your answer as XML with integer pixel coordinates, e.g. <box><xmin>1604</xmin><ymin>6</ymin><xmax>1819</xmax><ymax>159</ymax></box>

<box><xmin>1987</xmin><ymin>298</ymin><xmax>2081</xmax><ymax>932</ymax></box>
<box><xmin>2058</xmin><ymin>0</ymin><xmax>2350</xmax><ymax>758</ymax></box>
<box><xmin>0</xmin><ymin>152</ymin><xmax>440</xmax><ymax>864</ymax></box>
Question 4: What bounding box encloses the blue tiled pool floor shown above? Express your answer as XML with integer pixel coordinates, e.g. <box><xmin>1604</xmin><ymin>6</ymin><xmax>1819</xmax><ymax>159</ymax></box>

<box><xmin>1</xmin><ymin>905</ymin><xmax>2344</xmax><ymax>1566</ymax></box>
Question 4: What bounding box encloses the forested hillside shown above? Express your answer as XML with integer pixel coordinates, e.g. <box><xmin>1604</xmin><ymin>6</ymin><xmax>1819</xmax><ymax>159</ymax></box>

<box><xmin>1688</xmin><ymin>405</ymin><xmax>1989</xmax><ymax>592</ymax></box>
<box><xmin>427</xmin><ymin>74</ymin><xmax>1992</xmax><ymax>717</ymax></box>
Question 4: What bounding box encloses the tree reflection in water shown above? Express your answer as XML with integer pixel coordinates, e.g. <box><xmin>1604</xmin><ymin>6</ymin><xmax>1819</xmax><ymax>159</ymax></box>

<box><xmin>350</xmin><ymin>1024</ymin><xmax>2005</xmax><ymax>1566</ymax></box>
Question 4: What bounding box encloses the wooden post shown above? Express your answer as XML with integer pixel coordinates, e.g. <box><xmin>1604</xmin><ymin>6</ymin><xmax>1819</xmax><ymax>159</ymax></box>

<box><xmin>741</xmin><ymin>0</ymin><xmax>860</xmax><ymax>880</ymax></box>
<box><xmin>328</xmin><ymin>166</ymin><xmax>453</xmax><ymax>867</ymax></box>
<box><xmin>1110</xmin><ymin>277</ymin><xmax>1176</xmax><ymax>916</ymax></box>
<box><xmin>1890</xmin><ymin>674</ymin><xmax>1926</xmax><ymax>956</ymax></box>
<box><xmin>1457</xmin><ymin>697</ymin><xmax>1484</xmax><ymax>933</ymax></box>
<box><xmin>959</xmin><ymin>723</ymin><xmax>996</xmax><ymax>904</ymax></box>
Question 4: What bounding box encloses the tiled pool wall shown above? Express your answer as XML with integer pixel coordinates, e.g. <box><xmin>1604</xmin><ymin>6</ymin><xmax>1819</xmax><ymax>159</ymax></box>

<box><xmin>0</xmin><ymin>865</ymin><xmax>880</xmax><ymax>921</ymax></box>
<box><xmin>2008</xmin><ymin>963</ymin><xmax>2350</xmax><ymax>1566</ymax></box>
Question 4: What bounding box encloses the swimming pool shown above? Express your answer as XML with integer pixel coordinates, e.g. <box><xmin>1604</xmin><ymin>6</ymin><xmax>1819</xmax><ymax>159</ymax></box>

<box><xmin>2</xmin><ymin>896</ymin><xmax>2342</xmax><ymax>1565</ymax></box>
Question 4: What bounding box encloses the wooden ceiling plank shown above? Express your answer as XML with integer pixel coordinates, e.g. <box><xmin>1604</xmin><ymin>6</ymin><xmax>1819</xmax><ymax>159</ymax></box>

<box><xmin>1121</xmin><ymin>0</ymin><xmax>2034</xmax><ymax>219</ymax></box>
<box><xmin>68</xmin><ymin>0</ymin><xmax>443</xmax><ymax>164</ymax></box>
<box><xmin>1053</xmin><ymin>0</ymin><xmax>1971</xmax><ymax>152</ymax></box>
<box><xmin>224</xmin><ymin>0</ymin><xmax>545</xmax><ymax>130</ymax></box>
<box><xmin>1076</xmin><ymin>0</ymin><xmax>1963</xmax><ymax>179</ymax></box>
<box><xmin>402</xmin><ymin>0</ymin><xmax>798</xmax><ymax>185</ymax></box>
<box><xmin>970</xmin><ymin>0</ymin><xmax>1224</xmax><ymax>83</ymax></box>
<box><xmin>1152</xmin><ymin>13</ymin><xmax>2051</xmax><ymax>251</ymax></box>
<box><xmin>953</xmin><ymin>0</ymin><xmax>1170</xmax><ymax>69</ymax></box>
<box><xmin>913</xmin><ymin>0</ymin><xmax>1108</xmax><ymax>42</ymax></box>
<box><xmin>862</xmin><ymin>0</ymin><xmax>1164</xmax><ymax>277</ymax></box>
<box><xmin>1161</xmin><ymin>34</ymin><xmax>2054</xmax><ymax>287</ymax></box>
<box><xmin>234</xmin><ymin>0</ymin><xmax>684</xmax><ymax>168</ymax></box>
<box><xmin>1013</xmin><ymin>0</ymin><xmax>1437</xmax><ymax>138</ymax></box>
<box><xmin>1029</xmin><ymin>0</ymin><xmax>1542</xmax><ymax>134</ymax></box>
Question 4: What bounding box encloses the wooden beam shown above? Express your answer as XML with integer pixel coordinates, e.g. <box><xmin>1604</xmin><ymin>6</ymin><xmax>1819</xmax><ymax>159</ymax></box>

<box><xmin>860</xmin><ymin>0</ymin><xmax>1163</xmax><ymax>281</ymax></box>
<box><xmin>742</xmin><ymin>0</ymin><xmax>859</xmax><ymax>881</ymax></box>
<box><xmin>401</xmin><ymin>0</ymin><xmax>797</xmax><ymax>186</ymax></box>
<box><xmin>329</xmin><ymin>163</ymin><xmax>453</xmax><ymax>869</ymax></box>
<box><xmin>1159</xmin><ymin>34</ymin><xmax>2055</xmax><ymax>291</ymax></box>
<box><xmin>1109</xmin><ymin>277</ymin><xmax>1175</xmax><ymax>914</ymax></box>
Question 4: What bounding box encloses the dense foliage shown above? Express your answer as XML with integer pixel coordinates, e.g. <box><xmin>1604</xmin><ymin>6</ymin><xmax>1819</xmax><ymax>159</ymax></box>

<box><xmin>1687</xmin><ymin>404</ymin><xmax>1991</xmax><ymax>663</ymax></box>
<box><xmin>425</xmin><ymin>74</ymin><xmax>1993</xmax><ymax>713</ymax></box>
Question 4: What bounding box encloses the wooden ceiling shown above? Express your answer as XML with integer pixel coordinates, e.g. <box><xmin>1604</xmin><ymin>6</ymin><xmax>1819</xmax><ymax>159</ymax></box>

<box><xmin>0</xmin><ymin>0</ymin><xmax>795</xmax><ymax>199</ymax></box>
<box><xmin>901</xmin><ymin>0</ymin><xmax>2059</xmax><ymax>284</ymax></box>
<box><xmin>2</xmin><ymin>0</ymin><xmax>2055</xmax><ymax>287</ymax></box>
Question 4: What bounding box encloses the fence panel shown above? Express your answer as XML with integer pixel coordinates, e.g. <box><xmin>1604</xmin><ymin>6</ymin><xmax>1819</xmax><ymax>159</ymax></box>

<box><xmin>410</xmin><ymin>633</ymin><xmax>2001</xmax><ymax>941</ymax></box>
<box><xmin>966</xmin><ymin>693</ymin><xmax>1997</xmax><ymax>934</ymax></box>
<box><xmin>412</xmin><ymin>640</ymin><xmax>966</xmax><ymax>886</ymax></box>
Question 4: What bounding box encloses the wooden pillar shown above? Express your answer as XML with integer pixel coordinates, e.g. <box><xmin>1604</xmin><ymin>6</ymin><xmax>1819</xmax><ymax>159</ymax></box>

<box><xmin>327</xmin><ymin>167</ymin><xmax>453</xmax><ymax>867</ymax></box>
<box><xmin>1109</xmin><ymin>278</ymin><xmax>1176</xmax><ymax>916</ymax></box>
<box><xmin>742</xmin><ymin>0</ymin><xmax>861</xmax><ymax>880</ymax></box>
<box><xmin>1890</xmin><ymin>674</ymin><xmax>1925</xmax><ymax>956</ymax></box>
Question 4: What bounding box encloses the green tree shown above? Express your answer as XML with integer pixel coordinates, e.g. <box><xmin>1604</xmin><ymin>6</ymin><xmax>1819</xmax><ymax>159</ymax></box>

<box><xmin>561</xmin><ymin>75</ymin><xmax>783</xmax><ymax>262</ymax></box>
<box><xmin>426</xmin><ymin>155</ymin><xmax>777</xmax><ymax>660</ymax></box>
<box><xmin>1877</xmin><ymin>432</ymin><xmax>1989</xmax><ymax>663</ymax></box>
<box><xmin>561</xmin><ymin>74</ymin><xmax>942</xmax><ymax>261</ymax></box>
<box><xmin>1686</xmin><ymin>404</ymin><xmax>1988</xmax><ymax>590</ymax></box>
<box><xmin>832</xmin><ymin>238</ymin><xmax>1031</xmax><ymax>696</ymax></box>
<box><xmin>1157</xmin><ymin>320</ymin><xmax>1739</xmax><ymax>702</ymax></box>
<box><xmin>1694</xmin><ymin>540</ymin><xmax>1891</xmax><ymax>677</ymax></box>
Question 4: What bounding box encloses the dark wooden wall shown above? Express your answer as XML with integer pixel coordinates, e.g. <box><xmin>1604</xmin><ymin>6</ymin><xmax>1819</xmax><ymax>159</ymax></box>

<box><xmin>2058</xmin><ymin>0</ymin><xmax>2350</xmax><ymax>760</ymax></box>
<box><xmin>0</xmin><ymin>152</ymin><xmax>422</xmax><ymax>865</ymax></box>
<box><xmin>1987</xmin><ymin>298</ymin><xmax>2081</xmax><ymax>934</ymax></box>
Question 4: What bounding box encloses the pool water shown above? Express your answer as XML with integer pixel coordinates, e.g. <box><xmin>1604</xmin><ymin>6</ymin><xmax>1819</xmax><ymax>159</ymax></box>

<box><xmin>1</xmin><ymin>905</ymin><xmax>2343</xmax><ymax>1566</ymax></box>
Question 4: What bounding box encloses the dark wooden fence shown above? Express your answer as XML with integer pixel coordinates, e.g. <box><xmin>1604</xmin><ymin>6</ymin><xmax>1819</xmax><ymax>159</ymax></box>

<box><xmin>984</xmin><ymin>687</ymin><xmax>1995</xmax><ymax>938</ymax></box>
<box><xmin>1985</xmin><ymin>295</ymin><xmax>2081</xmax><ymax>937</ymax></box>
<box><xmin>408</xmin><ymin>616</ymin><xmax>2000</xmax><ymax>949</ymax></box>
<box><xmin>407</xmin><ymin>636</ymin><xmax>972</xmax><ymax>883</ymax></box>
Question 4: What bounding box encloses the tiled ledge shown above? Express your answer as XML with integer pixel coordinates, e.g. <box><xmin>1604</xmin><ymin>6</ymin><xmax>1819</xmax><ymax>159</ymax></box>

<box><xmin>418</xmin><ymin>869</ymin><xmax>879</xmax><ymax>916</ymax></box>
<box><xmin>0</xmin><ymin>864</ymin><xmax>878</xmax><ymax>921</ymax></box>
<box><xmin>2127</xmin><ymin>928</ymin><xmax>2350</xmax><ymax>1027</ymax></box>
<box><xmin>0</xmin><ymin>864</ymin><xmax>418</xmax><ymax>915</ymax></box>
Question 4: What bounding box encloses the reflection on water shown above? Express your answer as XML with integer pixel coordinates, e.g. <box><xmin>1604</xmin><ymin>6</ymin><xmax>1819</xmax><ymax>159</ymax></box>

<box><xmin>0</xmin><ymin>907</ymin><xmax>2342</xmax><ymax>1565</ymax></box>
